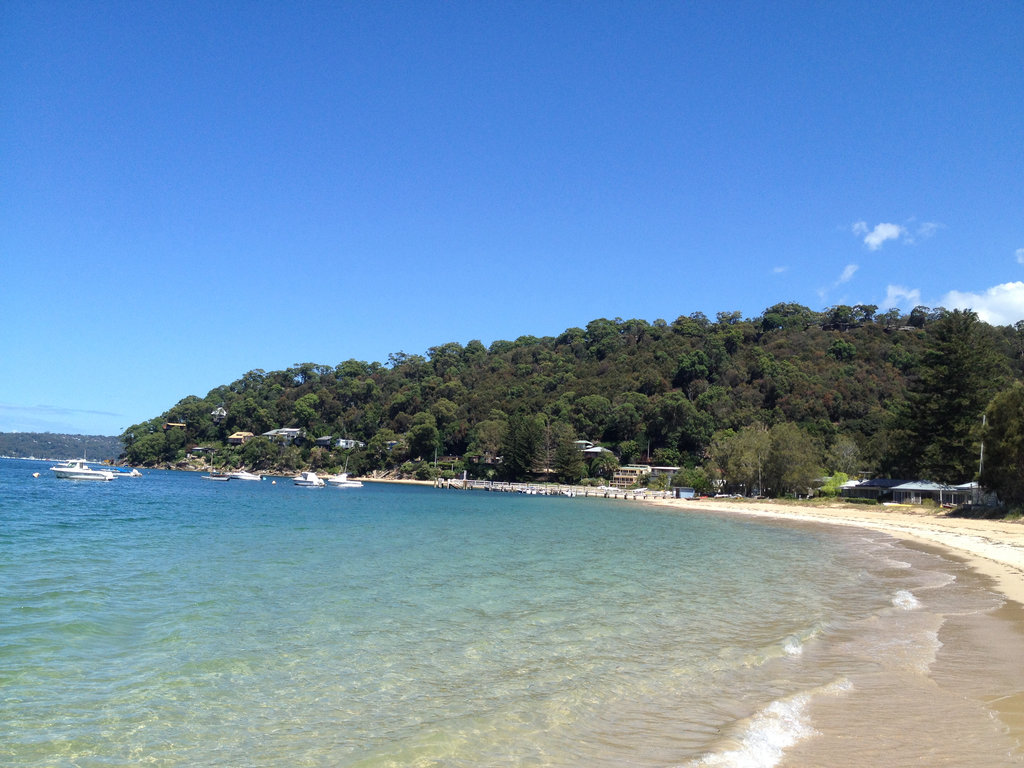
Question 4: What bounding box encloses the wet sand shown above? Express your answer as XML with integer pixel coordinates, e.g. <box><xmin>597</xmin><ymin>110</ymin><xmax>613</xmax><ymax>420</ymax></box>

<box><xmin>646</xmin><ymin>496</ymin><xmax>1024</xmax><ymax>765</ymax></box>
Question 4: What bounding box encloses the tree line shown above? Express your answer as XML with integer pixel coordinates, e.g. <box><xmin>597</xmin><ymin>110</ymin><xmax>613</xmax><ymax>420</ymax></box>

<box><xmin>120</xmin><ymin>303</ymin><xmax>1024</xmax><ymax>508</ymax></box>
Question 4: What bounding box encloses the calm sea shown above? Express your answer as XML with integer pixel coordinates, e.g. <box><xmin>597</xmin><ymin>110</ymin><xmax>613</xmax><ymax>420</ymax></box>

<box><xmin>2</xmin><ymin>458</ymin><xmax>1022</xmax><ymax>767</ymax></box>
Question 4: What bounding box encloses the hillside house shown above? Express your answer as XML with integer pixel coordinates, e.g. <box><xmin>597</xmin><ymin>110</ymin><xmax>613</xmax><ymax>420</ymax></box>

<box><xmin>261</xmin><ymin>428</ymin><xmax>305</xmax><ymax>446</ymax></box>
<box><xmin>227</xmin><ymin>431</ymin><xmax>254</xmax><ymax>445</ymax></box>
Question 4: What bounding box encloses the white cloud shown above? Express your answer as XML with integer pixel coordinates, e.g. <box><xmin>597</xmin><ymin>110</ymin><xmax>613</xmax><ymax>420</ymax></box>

<box><xmin>942</xmin><ymin>282</ymin><xmax>1024</xmax><ymax>326</ymax></box>
<box><xmin>1016</xmin><ymin>247</ymin><xmax>1024</xmax><ymax>265</ymax></box>
<box><xmin>837</xmin><ymin>264</ymin><xmax>858</xmax><ymax>284</ymax></box>
<box><xmin>862</xmin><ymin>222</ymin><xmax>905</xmax><ymax>250</ymax></box>
<box><xmin>851</xmin><ymin>219</ymin><xmax>942</xmax><ymax>250</ymax></box>
<box><xmin>884</xmin><ymin>285</ymin><xmax>921</xmax><ymax>311</ymax></box>
<box><xmin>773</xmin><ymin>265</ymin><xmax>788</xmax><ymax>274</ymax></box>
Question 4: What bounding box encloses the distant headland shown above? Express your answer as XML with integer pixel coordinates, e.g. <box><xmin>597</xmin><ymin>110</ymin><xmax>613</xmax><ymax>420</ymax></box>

<box><xmin>0</xmin><ymin>432</ymin><xmax>121</xmax><ymax>461</ymax></box>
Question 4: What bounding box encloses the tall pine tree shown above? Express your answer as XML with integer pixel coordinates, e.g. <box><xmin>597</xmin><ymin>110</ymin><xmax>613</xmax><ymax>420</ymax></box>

<box><xmin>894</xmin><ymin>310</ymin><xmax>1007</xmax><ymax>481</ymax></box>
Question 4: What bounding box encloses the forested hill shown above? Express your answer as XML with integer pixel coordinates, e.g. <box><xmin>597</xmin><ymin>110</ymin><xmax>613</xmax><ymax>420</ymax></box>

<box><xmin>121</xmin><ymin>304</ymin><xmax>1021</xmax><ymax>495</ymax></box>
<box><xmin>0</xmin><ymin>433</ymin><xmax>122</xmax><ymax>461</ymax></box>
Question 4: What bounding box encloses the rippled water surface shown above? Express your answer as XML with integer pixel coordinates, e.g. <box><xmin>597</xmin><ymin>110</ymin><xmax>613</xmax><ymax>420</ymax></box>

<box><xmin>2</xmin><ymin>459</ymin><xmax>1021</xmax><ymax>766</ymax></box>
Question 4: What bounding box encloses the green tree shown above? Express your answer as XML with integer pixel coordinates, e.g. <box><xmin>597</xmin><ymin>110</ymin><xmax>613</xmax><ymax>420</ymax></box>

<box><xmin>819</xmin><ymin>472</ymin><xmax>850</xmax><ymax>498</ymax></box>
<box><xmin>553</xmin><ymin>424</ymin><xmax>586</xmax><ymax>483</ymax></box>
<box><xmin>710</xmin><ymin>424</ymin><xmax>770</xmax><ymax>495</ymax></box>
<box><xmin>893</xmin><ymin>310</ymin><xmax>1007</xmax><ymax>481</ymax></box>
<box><xmin>407</xmin><ymin>412</ymin><xmax>440</xmax><ymax>460</ymax></box>
<box><xmin>468</xmin><ymin>416</ymin><xmax>507</xmax><ymax>460</ymax></box>
<box><xmin>293</xmin><ymin>393</ymin><xmax>320</xmax><ymax>429</ymax></box>
<box><xmin>502</xmin><ymin>411</ymin><xmax>542</xmax><ymax>480</ymax></box>
<box><xmin>980</xmin><ymin>384</ymin><xmax>1024</xmax><ymax>508</ymax></box>
<box><xmin>239</xmin><ymin>436</ymin><xmax>279</xmax><ymax>470</ymax></box>
<box><xmin>588</xmin><ymin>450</ymin><xmax>619</xmax><ymax>481</ymax></box>
<box><xmin>764</xmin><ymin>422</ymin><xmax>821</xmax><ymax>497</ymax></box>
<box><xmin>674</xmin><ymin>465</ymin><xmax>713</xmax><ymax>495</ymax></box>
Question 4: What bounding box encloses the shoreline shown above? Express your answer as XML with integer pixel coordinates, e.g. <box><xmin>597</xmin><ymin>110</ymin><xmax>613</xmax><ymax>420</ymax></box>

<box><xmin>645</xmin><ymin>497</ymin><xmax>1024</xmax><ymax>608</ymax></box>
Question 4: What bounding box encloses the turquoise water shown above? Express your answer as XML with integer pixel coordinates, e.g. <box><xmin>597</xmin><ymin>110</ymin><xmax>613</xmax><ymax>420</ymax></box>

<box><xmin>2</xmin><ymin>459</ymin><xmax>1022</xmax><ymax>767</ymax></box>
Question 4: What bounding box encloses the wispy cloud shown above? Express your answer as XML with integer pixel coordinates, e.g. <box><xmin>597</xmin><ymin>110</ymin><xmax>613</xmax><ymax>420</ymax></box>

<box><xmin>772</xmin><ymin>265</ymin><xmax>788</xmax><ymax>274</ymax></box>
<box><xmin>884</xmin><ymin>285</ymin><xmax>922</xmax><ymax>311</ymax></box>
<box><xmin>1016</xmin><ymin>247</ymin><xmax>1024</xmax><ymax>265</ymax></box>
<box><xmin>942</xmin><ymin>282</ymin><xmax>1024</xmax><ymax>326</ymax></box>
<box><xmin>837</xmin><ymin>264</ymin><xmax>858</xmax><ymax>284</ymax></box>
<box><xmin>0</xmin><ymin>403</ymin><xmax>124</xmax><ymax>435</ymax></box>
<box><xmin>0</xmin><ymin>403</ymin><xmax>121</xmax><ymax>419</ymax></box>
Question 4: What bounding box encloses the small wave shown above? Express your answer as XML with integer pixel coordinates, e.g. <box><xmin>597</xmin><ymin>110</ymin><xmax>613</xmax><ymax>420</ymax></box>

<box><xmin>693</xmin><ymin>695</ymin><xmax>813</xmax><ymax>768</ymax></box>
<box><xmin>782</xmin><ymin>636</ymin><xmax>803</xmax><ymax>656</ymax></box>
<box><xmin>690</xmin><ymin>680</ymin><xmax>851</xmax><ymax>768</ymax></box>
<box><xmin>892</xmin><ymin>589</ymin><xmax>920</xmax><ymax>610</ymax></box>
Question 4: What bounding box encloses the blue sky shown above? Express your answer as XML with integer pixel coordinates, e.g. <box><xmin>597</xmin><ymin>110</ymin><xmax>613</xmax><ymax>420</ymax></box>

<box><xmin>2</xmin><ymin>1</ymin><xmax>1022</xmax><ymax>436</ymax></box>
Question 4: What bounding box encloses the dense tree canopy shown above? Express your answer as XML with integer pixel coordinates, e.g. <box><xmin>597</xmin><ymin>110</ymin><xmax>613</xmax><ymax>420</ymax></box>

<box><xmin>980</xmin><ymin>384</ymin><xmax>1024</xmax><ymax>507</ymax></box>
<box><xmin>119</xmin><ymin>304</ymin><xmax>1024</xmax><ymax>500</ymax></box>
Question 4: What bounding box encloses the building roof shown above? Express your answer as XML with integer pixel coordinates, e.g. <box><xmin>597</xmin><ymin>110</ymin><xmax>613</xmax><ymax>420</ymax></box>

<box><xmin>891</xmin><ymin>481</ymin><xmax>958</xmax><ymax>492</ymax></box>
<box><xmin>854</xmin><ymin>478</ymin><xmax>907</xmax><ymax>489</ymax></box>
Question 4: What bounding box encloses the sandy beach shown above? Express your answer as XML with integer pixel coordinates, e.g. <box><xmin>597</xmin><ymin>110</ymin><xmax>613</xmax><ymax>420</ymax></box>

<box><xmin>646</xmin><ymin>497</ymin><xmax>1024</xmax><ymax>608</ymax></box>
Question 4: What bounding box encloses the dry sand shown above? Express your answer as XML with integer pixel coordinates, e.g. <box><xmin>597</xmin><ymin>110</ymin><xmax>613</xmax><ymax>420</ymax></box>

<box><xmin>647</xmin><ymin>497</ymin><xmax>1024</xmax><ymax>608</ymax></box>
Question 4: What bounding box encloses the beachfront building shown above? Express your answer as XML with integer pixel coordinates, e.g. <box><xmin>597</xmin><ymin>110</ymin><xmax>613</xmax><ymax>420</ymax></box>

<box><xmin>840</xmin><ymin>478</ymin><xmax>905</xmax><ymax>503</ymax></box>
<box><xmin>611</xmin><ymin>464</ymin><xmax>651</xmax><ymax>489</ymax></box>
<box><xmin>227</xmin><ymin>431</ymin><xmax>254</xmax><ymax>445</ymax></box>
<box><xmin>891</xmin><ymin>481</ymin><xmax>972</xmax><ymax>506</ymax></box>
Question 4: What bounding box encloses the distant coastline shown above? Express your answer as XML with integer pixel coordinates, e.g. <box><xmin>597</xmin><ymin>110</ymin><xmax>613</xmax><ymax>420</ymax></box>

<box><xmin>0</xmin><ymin>432</ymin><xmax>120</xmax><ymax>461</ymax></box>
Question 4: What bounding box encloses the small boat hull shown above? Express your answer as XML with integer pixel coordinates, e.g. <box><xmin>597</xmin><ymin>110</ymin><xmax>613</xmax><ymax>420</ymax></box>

<box><xmin>293</xmin><ymin>471</ymin><xmax>325</xmax><ymax>487</ymax></box>
<box><xmin>326</xmin><ymin>472</ymin><xmax>363</xmax><ymax>488</ymax></box>
<box><xmin>50</xmin><ymin>459</ymin><xmax>116</xmax><ymax>481</ymax></box>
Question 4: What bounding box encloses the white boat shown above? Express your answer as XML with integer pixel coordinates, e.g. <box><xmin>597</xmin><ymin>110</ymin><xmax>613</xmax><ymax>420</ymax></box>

<box><xmin>114</xmin><ymin>468</ymin><xmax>142</xmax><ymax>478</ymax></box>
<box><xmin>227</xmin><ymin>470</ymin><xmax>262</xmax><ymax>481</ymax></box>
<box><xmin>50</xmin><ymin>459</ymin><xmax>116</xmax><ymax>481</ymax></box>
<box><xmin>326</xmin><ymin>472</ymin><xmax>363</xmax><ymax>488</ymax></box>
<box><xmin>202</xmin><ymin>472</ymin><xmax>230</xmax><ymax>481</ymax></box>
<box><xmin>293</xmin><ymin>471</ymin><xmax>325</xmax><ymax>487</ymax></box>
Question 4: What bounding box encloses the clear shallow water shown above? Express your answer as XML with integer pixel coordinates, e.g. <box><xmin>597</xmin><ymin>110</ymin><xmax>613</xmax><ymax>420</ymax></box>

<box><xmin>2</xmin><ymin>459</ymin><xmax>1022</xmax><ymax>767</ymax></box>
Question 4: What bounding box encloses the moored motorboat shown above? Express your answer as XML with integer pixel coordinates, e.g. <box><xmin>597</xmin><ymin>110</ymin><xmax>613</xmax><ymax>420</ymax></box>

<box><xmin>227</xmin><ymin>470</ymin><xmax>262</xmax><ymax>481</ymax></box>
<box><xmin>50</xmin><ymin>459</ymin><xmax>116</xmax><ymax>481</ymax></box>
<box><xmin>293</xmin><ymin>471</ymin><xmax>325</xmax><ymax>487</ymax></box>
<box><xmin>202</xmin><ymin>472</ymin><xmax>230</xmax><ymax>481</ymax></box>
<box><xmin>326</xmin><ymin>472</ymin><xmax>363</xmax><ymax>488</ymax></box>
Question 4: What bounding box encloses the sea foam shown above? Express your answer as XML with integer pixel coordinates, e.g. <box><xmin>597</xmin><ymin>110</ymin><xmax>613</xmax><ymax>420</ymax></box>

<box><xmin>892</xmin><ymin>589</ymin><xmax>920</xmax><ymax>610</ymax></box>
<box><xmin>691</xmin><ymin>680</ymin><xmax>851</xmax><ymax>768</ymax></box>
